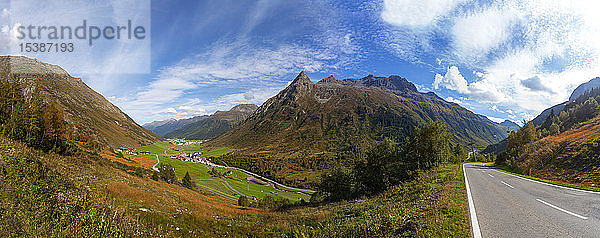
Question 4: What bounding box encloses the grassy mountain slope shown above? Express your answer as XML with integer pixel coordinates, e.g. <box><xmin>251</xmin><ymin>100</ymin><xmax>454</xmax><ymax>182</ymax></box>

<box><xmin>0</xmin><ymin>133</ymin><xmax>289</xmax><ymax>237</ymax></box>
<box><xmin>506</xmin><ymin>115</ymin><xmax>600</xmax><ymax>187</ymax></box>
<box><xmin>499</xmin><ymin>84</ymin><xmax>600</xmax><ymax>187</ymax></box>
<box><xmin>209</xmin><ymin>72</ymin><xmax>506</xmax><ymax>185</ymax></box>
<box><xmin>0</xmin><ymin>133</ymin><xmax>468</xmax><ymax>236</ymax></box>
<box><xmin>165</xmin><ymin>104</ymin><xmax>258</xmax><ymax>140</ymax></box>
<box><xmin>0</xmin><ymin>56</ymin><xmax>161</xmax><ymax>148</ymax></box>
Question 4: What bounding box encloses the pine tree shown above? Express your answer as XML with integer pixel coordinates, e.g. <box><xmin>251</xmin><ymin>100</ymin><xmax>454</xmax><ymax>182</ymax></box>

<box><xmin>238</xmin><ymin>196</ymin><xmax>250</xmax><ymax>207</ymax></box>
<box><xmin>151</xmin><ymin>171</ymin><xmax>159</xmax><ymax>181</ymax></box>
<box><xmin>182</xmin><ymin>171</ymin><xmax>194</xmax><ymax>189</ymax></box>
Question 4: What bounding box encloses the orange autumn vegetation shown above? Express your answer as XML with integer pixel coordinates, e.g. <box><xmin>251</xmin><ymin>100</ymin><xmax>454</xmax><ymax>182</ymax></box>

<box><xmin>511</xmin><ymin>114</ymin><xmax>600</xmax><ymax>187</ymax></box>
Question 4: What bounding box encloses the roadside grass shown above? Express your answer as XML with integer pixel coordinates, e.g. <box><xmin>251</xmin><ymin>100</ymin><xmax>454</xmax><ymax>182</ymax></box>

<box><xmin>255</xmin><ymin>164</ymin><xmax>470</xmax><ymax>237</ymax></box>
<box><xmin>486</xmin><ymin>164</ymin><xmax>600</xmax><ymax>192</ymax></box>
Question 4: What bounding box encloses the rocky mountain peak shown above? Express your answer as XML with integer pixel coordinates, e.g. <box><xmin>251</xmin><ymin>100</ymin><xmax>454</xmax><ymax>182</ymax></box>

<box><xmin>291</xmin><ymin>71</ymin><xmax>312</xmax><ymax>85</ymax></box>
<box><xmin>280</xmin><ymin>71</ymin><xmax>315</xmax><ymax>97</ymax></box>
<box><xmin>1</xmin><ymin>56</ymin><xmax>69</xmax><ymax>76</ymax></box>
<box><xmin>340</xmin><ymin>74</ymin><xmax>417</xmax><ymax>92</ymax></box>
<box><xmin>317</xmin><ymin>75</ymin><xmax>338</xmax><ymax>84</ymax></box>
<box><xmin>569</xmin><ymin>77</ymin><xmax>600</xmax><ymax>101</ymax></box>
<box><xmin>230</xmin><ymin>104</ymin><xmax>259</xmax><ymax>113</ymax></box>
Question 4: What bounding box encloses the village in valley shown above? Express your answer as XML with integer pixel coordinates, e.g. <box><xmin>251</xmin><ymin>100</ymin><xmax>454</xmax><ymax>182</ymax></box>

<box><xmin>119</xmin><ymin>139</ymin><xmax>314</xmax><ymax>203</ymax></box>
<box><xmin>119</xmin><ymin>139</ymin><xmax>209</xmax><ymax>163</ymax></box>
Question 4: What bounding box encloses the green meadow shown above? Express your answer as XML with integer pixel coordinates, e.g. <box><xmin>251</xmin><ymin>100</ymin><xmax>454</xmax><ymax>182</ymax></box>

<box><xmin>130</xmin><ymin>140</ymin><xmax>311</xmax><ymax>202</ymax></box>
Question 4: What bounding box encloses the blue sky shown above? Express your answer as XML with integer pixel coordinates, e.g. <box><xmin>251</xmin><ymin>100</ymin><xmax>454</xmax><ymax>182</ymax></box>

<box><xmin>3</xmin><ymin>0</ymin><xmax>600</xmax><ymax>124</ymax></box>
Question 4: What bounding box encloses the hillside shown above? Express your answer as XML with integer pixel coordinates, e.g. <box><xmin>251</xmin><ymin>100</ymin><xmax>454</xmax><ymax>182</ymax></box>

<box><xmin>163</xmin><ymin>104</ymin><xmax>258</xmax><ymax>140</ymax></box>
<box><xmin>497</xmin><ymin>83</ymin><xmax>600</xmax><ymax>187</ymax></box>
<box><xmin>209</xmin><ymin>72</ymin><xmax>507</xmax><ymax>184</ymax></box>
<box><xmin>532</xmin><ymin>78</ymin><xmax>600</xmax><ymax>126</ymax></box>
<box><xmin>0</xmin><ymin>56</ymin><xmax>161</xmax><ymax>148</ymax></box>
<box><xmin>532</xmin><ymin>102</ymin><xmax>567</xmax><ymax>126</ymax></box>
<box><xmin>0</xmin><ymin>131</ymin><xmax>468</xmax><ymax>236</ymax></box>
<box><xmin>503</xmin><ymin>115</ymin><xmax>600</xmax><ymax>187</ymax></box>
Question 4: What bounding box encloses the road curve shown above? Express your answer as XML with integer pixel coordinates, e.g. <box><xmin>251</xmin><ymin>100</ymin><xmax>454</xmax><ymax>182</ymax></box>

<box><xmin>152</xmin><ymin>154</ymin><xmax>160</xmax><ymax>172</ymax></box>
<box><xmin>464</xmin><ymin>163</ymin><xmax>600</xmax><ymax>238</ymax></box>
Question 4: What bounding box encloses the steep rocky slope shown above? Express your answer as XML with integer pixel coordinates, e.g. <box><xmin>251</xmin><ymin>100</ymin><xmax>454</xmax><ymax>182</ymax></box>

<box><xmin>0</xmin><ymin>56</ymin><xmax>161</xmax><ymax>148</ymax></box>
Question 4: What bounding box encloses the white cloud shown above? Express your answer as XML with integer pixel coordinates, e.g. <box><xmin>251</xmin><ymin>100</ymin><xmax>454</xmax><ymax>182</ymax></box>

<box><xmin>0</xmin><ymin>8</ymin><xmax>8</xmax><ymax>17</ymax></box>
<box><xmin>433</xmin><ymin>66</ymin><xmax>468</xmax><ymax>93</ymax></box>
<box><xmin>486</xmin><ymin>116</ymin><xmax>505</xmax><ymax>123</ymax></box>
<box><xmin>452</xmin><ymin>8</ymin><xmax>516</xmax><ymax>62</ymax></box>
<box><xmin>434</xmin><ymin>66</ymin><xmax>509</xmax><ymax>103</ymax></box>
<box><xmin>490</xmin><ymin>105</ymin><xmax>503</xmax><ymax>113</ymax></box>
<box><xmin>164</xmin><ymin>108</ymin><xmax>178</xmax><ymax>114</ymax></box>
<box><xmin>381</xmin><ymin>0</ymin><xmax>466</xmax><ymax>28</ymax></box>
<box><xmin>391</xmin><ymin>0</ymin><xmax>600</xmax><ymax>122</ymax></box>
<box><xmin>445</xmin><ymin>96</ymin><xmax>461</xmax><ymax>104</ymax></box>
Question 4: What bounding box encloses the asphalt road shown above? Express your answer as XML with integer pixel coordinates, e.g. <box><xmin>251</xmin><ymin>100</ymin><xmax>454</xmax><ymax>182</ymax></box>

<box><xmin>464</xmin><ymin>163</ymin><xmax>600</xmax><ymax>238</ymax></box>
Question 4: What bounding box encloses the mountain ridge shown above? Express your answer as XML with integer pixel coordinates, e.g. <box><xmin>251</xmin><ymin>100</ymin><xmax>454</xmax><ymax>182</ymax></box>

<box><xmin>0</xmin><ymin>56</ymin><xmax>161</xmax><ymax>148</ymax></box>
<box><xmin>209</xmin><ymin>72</ymin><xmax>508</xmax><ymax>184</ymax></box>
<box><xmin>143</xmin><ymin>115</ymin><xmax>209</xmax><ymax>137</ymax></box>
<box><xmin>500</xmin><ymin>120</ymin><xmax>520</xmax><ymax>132</ymax></box>
<box><xmin>533</xmin><ymin>77</ymin><xmax>600</xmax><ymax>126</ymax></box>
<box><xmin>162</xmin><ymin>104</ymin><xmax>258</xmax><ymax>140</ymax></box>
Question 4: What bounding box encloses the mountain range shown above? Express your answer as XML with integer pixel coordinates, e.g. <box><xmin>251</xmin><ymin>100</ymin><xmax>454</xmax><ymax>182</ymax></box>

<box><xmin>143</xmin><ymin>115</ymin><xmax>209</xmax><ymax>137</ymax></box>
<box><xmin>163</xmin><ymin>104</ymin><xmax>258</xmax><ymax>140</ymax></box>
<box><xmin>207</xmin><ymin>72</ymin><xmax>509</xmax><ymax>184</ymax></box>
<box><xmin>143</xmin><ymin>104</ymin><xmax>258</xmax><ymax>140</ymax></box>
<box><xmin>500</xmin><ymin>120</ymin><xmax>520</xmax><ymax>132</ymax></box>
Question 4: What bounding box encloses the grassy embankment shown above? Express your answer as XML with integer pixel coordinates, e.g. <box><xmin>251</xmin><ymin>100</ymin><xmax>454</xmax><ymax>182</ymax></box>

<box><xmin>129</xmin><ymin>141</ymin><xmax>312</xmax><ymax>202</ymax></box>
<box><xmin>233</xmin><ymin>163</ymin><xmax>471</xmax><ymax>237</ymax></box>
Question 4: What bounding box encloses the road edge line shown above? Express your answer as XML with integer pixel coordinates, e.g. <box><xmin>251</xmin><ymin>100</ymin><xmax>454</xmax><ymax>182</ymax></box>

<box><xmin>463</xmin><ymin>163</ymin><xmax>482</xmax><ymax>238</ymax></box>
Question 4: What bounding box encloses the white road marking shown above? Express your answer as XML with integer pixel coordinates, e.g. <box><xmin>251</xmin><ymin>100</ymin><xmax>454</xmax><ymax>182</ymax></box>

<box><xmin>536</xmin><ymin>199</ymin><xmax>588</xmax><ymax>220</ymax></box>
<box><xmin>493</xmin><ymin>168</ymin><xmax>600</xmax><ymax>194</ymax></box>
<box><xmin>500</xmin><ymin>180</ymin><xmax>514</xmax><ymax>189</ymax></box>
<box><xmin>488</xmin><ymin>173</ymin><xmax>494</xmax><ymax>178</ymax></box>
<box><xmin>463</xmin><ymin>164</ymin><xmax>482</xmax><ymax>238</ymax></box>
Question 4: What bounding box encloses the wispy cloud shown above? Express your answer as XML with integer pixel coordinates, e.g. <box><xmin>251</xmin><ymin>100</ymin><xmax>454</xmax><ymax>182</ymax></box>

<box><xmin>3</xmin><ymin>0</ymin><xmax>151</xmax><ymax>74</ymax></box>
<box><xmin>381</xmin><ymin>0</ymin><xmax>467</xmax><ymax>28</ymax></box>
<box><xmin>108</xmin><ymin>0</ymin><xmax>361</xmax><ymax>124</ymax></box>
<box><xmin>111</xmin><ymin>41</ymin><xmax>342</xmax><ymax>123</ymax></box>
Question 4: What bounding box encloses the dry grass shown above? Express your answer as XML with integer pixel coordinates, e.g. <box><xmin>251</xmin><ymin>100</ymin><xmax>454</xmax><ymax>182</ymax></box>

<box><xmin>514</xmin><ymin>115</ymin><xmax>600</xmax><ymax>187</ymax></box>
